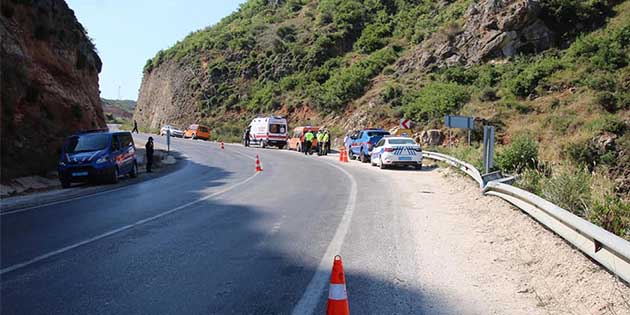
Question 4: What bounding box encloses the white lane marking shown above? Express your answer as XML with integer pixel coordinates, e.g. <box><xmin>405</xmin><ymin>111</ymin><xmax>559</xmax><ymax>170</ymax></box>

<box><xmin>0</xmin><ymin>155</ymin><xmax>191</xmax><ymax>216</ymax></box>
<box><xmin>291</xmin><ymin>161</ymin><xmax>357</xmax><ymax>315</ymax></box>
<box><xmin>1</xmin><ymin>171</ymin><xmax>260</xmax><ymax>275</ymax></box>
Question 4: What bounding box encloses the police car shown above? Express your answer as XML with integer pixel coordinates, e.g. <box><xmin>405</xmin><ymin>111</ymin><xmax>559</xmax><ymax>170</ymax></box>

<box><xmin>370</xmin><ymin>136</ymin><xmax>423</xmax><ymax>170</ymax></box>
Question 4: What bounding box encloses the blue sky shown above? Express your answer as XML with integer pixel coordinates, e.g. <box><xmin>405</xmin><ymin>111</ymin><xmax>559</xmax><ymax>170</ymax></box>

<box><xmin>67</xmin><ymin>0</ymin><xmax>247</xmax><ymax>101</ymax></box>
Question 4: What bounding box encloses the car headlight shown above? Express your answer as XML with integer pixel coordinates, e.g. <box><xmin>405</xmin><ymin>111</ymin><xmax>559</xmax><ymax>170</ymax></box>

<box><xmin>96</xmin><ymin>156</ymin><xmax>109</xmax><ymax>164</ymax></box>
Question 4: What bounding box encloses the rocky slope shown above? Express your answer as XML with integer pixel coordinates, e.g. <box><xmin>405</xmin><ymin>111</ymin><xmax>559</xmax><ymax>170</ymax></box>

<box><xmin>1</xmin><ymin>0</ymin><xmax>105</xmax><ymax>180</ymax></box>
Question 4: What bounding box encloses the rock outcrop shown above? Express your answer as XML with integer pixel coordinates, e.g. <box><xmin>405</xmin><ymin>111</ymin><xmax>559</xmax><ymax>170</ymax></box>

<box><xmin>398</xmin><ymin>0</ymin><xmax>556</xmax><ymax>73</ymax></box>
<box><xmin>1</xmin><ymin>0</ymin><xmax>105</xmax><ymax>180</ymax></box>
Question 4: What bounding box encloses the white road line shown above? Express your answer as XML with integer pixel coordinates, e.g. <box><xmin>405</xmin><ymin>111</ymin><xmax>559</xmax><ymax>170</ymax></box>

<box><xmin>0</xmin><ymin>171</ymin><xmax>260</xmax><ymax>275</ymax></box>
<box><xmin>291</xmin><ymin>161</ymin><xmax>357</xmax><ymax>315</ymax></box>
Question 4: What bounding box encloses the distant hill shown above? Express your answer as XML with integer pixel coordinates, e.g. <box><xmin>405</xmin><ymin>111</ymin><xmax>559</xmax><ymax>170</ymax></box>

<box><xmin>101</xmin><ymin>98</ymin><xmax>136</xmax><ymax>123</ymax></box>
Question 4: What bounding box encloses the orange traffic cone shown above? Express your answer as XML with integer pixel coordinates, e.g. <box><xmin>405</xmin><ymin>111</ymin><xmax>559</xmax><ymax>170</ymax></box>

<box><xmin>221</xmin><ymin>141</ymin><xmax>225</xmax><ymax>150</ymax></box>
<box><xmin>326</xmin><ymin>255</ymin><xmax>349</xmax><ymax>315</ymax></box>
<box><xmin>255</xmin><ymin>154</ymin><xmax>263</xmax><ymax>172</ymax></box>
<box><xmin>339</xmin><ymin>148</ymin><xmax>349</xmax><ymax>163</ymax></box>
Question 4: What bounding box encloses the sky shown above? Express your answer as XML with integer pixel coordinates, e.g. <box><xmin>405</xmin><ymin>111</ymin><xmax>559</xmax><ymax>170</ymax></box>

<box><xmin>67</xmin><ymin>0</ymin><xmax>247</xmax><ymax>101</ymax></box>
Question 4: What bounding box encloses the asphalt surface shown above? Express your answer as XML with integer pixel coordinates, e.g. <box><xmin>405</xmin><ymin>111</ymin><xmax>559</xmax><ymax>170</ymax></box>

<box><xmin>1</xmin><ymin>133</ymin><xmax>433</xmax><ymax>314</ymax></box>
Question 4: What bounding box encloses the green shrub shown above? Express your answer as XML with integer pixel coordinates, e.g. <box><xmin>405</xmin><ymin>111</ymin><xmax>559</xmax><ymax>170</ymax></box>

<box><xmin>542</xmin><ymin>165</ymin><xmax>592</xmax><ymax>217</ymax></box>
<box><xmin>315</xmin><ymin>47</ymin><xmax>398</xmax><ymax>112</ymax></box>
<box><xmin>478</xmin><ymin>87</ymin><xmax>499</xmax><ymax>102</ymax></box>
<box><xmin>588</xmin><ymin>195</ymin><xmax>630</xmax><ymax>239</ymax></box>
<box><xmin>515</xmin><ymin>168</ymin><xmax>544</xmax><ymax>195</ymax></box>
<box><xmin>439</xmin><ymin>66</ymin><xmax>478</xmax><ymax>85</ymax></box>
<box><xmin>380</xmin><ymin>83</ymin><xmax>403</xmax><ymax>104</ymax></box>
<box><xmin>539</xmin><ymin>0</ymin><xmax>616</xmax><ymax>37</ymax></box>
<box><xmin>496</xmin><ymin>135</ymin><xmax>539</xmax><ymax>173</ymax></box>
<box><xmin>354</xmin><ymin>21</ymin><xmax>391</xmax><ymax>53</ymax></box>
<box><xmin>401</xmin><ymin>82</ymin><xmax>470</xmax><ymax>123</ymax></box>
<box><xmin>505</xmin><ymin>56</ymin><xmax>563</xmax><ymax>97</ymax></box>
<box><xmin>595</xmin><ymin>91</ymin><xmax>617</xmax><ymax>112</ymax></box>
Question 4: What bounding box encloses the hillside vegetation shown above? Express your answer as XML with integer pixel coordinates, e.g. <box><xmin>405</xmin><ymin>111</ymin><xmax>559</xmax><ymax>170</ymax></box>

<box><xmin>101</xmin><ymin>98</ymin><xmax>136</xmax><ymax>123</ymax></box>
<box><xmin>138</xmin><ymin>0</ymin><xmax>629</xmax><ymax>237</ymax></box>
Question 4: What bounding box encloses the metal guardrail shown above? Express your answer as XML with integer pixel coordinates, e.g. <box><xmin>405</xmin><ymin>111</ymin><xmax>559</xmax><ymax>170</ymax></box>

<box><xmin>423</xmin><ymin>151</ymin><xmax>630</xmax><ymax>283</ymax></box>
<box><xmin>422</xmin><ymin>151</ymin><xmax>483</xmax><ymax>188</ymax></box>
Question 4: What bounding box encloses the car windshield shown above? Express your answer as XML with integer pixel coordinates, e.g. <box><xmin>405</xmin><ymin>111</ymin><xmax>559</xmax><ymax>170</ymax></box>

<box><xmin>198</xmin><ymin>126</ymin><xmax>209</xmax><ymax>132</ymax></box>
<box><xmin>65</xmin><ymin>134</ymin><xmax>110</xmax><ymax>153</ymax></box>
<box><xmin>389</xmin><ymin>139</ymin><xmax>416</xmax><ymax>145</ymax></box>
<box><xmin>269</xmin><ymin>124</ymin><xmax>286</xmax><ymax>134</ymax></box>
<box><xmin>367</xmin><ymin>131</ymin><xmax>389</xmax><ymax>137</ymax></box>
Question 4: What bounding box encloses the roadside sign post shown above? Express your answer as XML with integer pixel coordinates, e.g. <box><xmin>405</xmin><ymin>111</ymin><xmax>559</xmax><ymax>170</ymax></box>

<box><xmin>445</xmin><ymin>115</ymin><xmax>474</xmax><ymax>146</ymax></box>
<box><xmin>483</xmin><ymin>126</ymin><xmax>495</xmax><ymax>174</ymax></box>
<box><xmin>166</xmin><ymin>129</ymin><xmax>171</xmax><ymax>153</ymax></box>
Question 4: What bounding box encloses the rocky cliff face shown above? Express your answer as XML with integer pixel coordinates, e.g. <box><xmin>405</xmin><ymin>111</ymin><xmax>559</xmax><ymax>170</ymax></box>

<box><xmin>397</xmin><ymin>0</ymin><xmax>556</xmax><ymax>73</ymax></box>
<box><xmin>135</xmin><ymin>58</ymin><xmax>200</xmax><ymax>129</ymax></box>
<box><xmin>1</xmin><ymin>0</ymin><xmax>105</xmax><ymax>180</ymax></box>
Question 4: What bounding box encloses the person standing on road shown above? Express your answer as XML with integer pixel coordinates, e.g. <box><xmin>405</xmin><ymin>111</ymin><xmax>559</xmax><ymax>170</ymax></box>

<box><xmin>132</xmin><ymin>120</ymin><xmax>139</xmax><ymax>134</ymax></box>
<box><xmin>316</xmin><ymin>130</ymin><xmax>324</xmax><ymax>156</ymax></box>
<box><xmin>304</xmin><ymin>130</ymin><xmax>314</xmax><ymax>155</ymax></box>
<box><xmin>322</xmin><ymin>130</ymin><xmax>330</xmax><ymax>156</ymax></box>
<box><xmin>244</xmin><ymin>126</ymin><xmax>251</xmax><ymax>147</ymax></box>
<box><xmin>145</xmin><ymin>137</ymin><xmax>154</xmax><ymax>173</ymax></box>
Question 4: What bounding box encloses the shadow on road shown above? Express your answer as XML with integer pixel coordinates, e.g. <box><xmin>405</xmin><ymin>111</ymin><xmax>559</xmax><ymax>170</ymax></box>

<box><xmin>1</xmin><ymin>147</ymin><xmax>469</xmax><ymax>315</ymax></box>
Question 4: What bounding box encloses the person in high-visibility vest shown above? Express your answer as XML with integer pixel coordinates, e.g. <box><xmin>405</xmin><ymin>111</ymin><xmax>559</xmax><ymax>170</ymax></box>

<box><xmin>316</xmin><ymin>131</ymin><xmax>324</xmax><ymax>156</ymax></box>
<box><xmin>322</xmin><ymin>130</ymin><xmax>330</xmax><ymax>156</ymax></box>
<box><xmin>304</xmin><ymin>130</ymin><xmax>314</xmax><ymax>156</ymax></box>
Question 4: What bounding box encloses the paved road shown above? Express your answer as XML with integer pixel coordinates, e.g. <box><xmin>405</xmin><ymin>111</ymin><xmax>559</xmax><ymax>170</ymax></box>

<box><xmin>1</xmin><ymin>134</ymin><xmax>429</xmax><ymax>314</ymax></box>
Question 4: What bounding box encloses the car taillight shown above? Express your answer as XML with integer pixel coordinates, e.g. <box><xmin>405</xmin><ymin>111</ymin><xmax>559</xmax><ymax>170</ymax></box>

<box><xmin>384</xmin><ymin>148</ymin><xmax>393</xmax><ymax>152</ymax></box>
<box><xmin>367</xmin><ymin>142</ymin><xmax>372</xmax><ymax>149</ymax></box>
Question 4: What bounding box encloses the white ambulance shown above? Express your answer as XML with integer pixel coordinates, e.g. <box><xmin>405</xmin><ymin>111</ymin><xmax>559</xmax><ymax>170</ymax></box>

<box><xmin>247</xmin><ymin>116</ymin><xmax>288</xmax><ymax>148</ymax></box>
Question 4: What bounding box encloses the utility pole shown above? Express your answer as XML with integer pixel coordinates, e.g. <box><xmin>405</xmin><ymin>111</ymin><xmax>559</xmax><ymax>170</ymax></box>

<box><xmin>117</xmin><ymin>85</ymin><xmax>121</xmax><ymax>100</ymax></box>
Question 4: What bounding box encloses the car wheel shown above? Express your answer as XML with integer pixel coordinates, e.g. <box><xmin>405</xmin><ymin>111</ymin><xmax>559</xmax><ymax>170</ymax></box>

<box><xmin>360</xmin><ymin>149</ymin><xmax>368</xmax><ymax>163</ymax></box>
<box><xmin>110</xmin><ymin>167</ymin><xmax>119</xmax><ymax>184</ymax></box>
<box><xmin>379</xmin><ymin>158</ymin><xmax>387</xmax><ymax>170</ymax></box>
<box><xmin>192</xmin><ymin>134</ymin><xmax>197</xmax><ymax>140</ymax></box>
<box><xmin>129</xmin><ymin>161</ymin><xmax>138</xmax><ymax>178</ymax></box>
<box><xmin>60</xmin><ymin>178</ymin><xmax>71</xmax><ymax>189</ymax></box>
<box><xmin>348</xmin><ymin>149</ymin><xmax>355</xmax><ymax>160</ymax></box>
<box><xmin>261</xmin><ymin>140</ymin><xmax>266</xmax><ymax>149</ymax></box>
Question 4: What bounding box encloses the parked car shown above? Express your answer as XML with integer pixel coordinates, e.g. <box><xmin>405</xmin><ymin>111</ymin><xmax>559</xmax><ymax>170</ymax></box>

<box><xmin>349</xmin><ymin>128</ymin><xmax>390</xmax><ymax>162</ymax></box>
<box><xmin>160</xmin><ymin>125</ymin><xmax>184</xmax><ymax>138</ymax></box>
<box><xmin>287</xmin><ymin>126</ymin><xmax>319</xmax><ymax>153</ymax></box>
<box><xmin>58</xmin><ymin>131</ymin><xmax>138</xmax><ymax>188</ymax></box>
<box><xmin>246</xmin><ymin>116</ymin><xmax>288</xmax><ymax>148</ymax></box>
<box><xmin>370</xmin><ymin>136</ymin><xmax>423</xmax><ymax>170</ymax></box>
<box><xmin>184</xmin><ymin>124</ymin><xmax>210</xmax><ymax>140</ymax></box>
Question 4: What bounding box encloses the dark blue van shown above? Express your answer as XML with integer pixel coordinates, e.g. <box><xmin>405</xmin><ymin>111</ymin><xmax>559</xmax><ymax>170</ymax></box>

<box><xmin>58</xmin><ymin>131</ymin><xmax>138</xmax><ymax>188</ymax></box>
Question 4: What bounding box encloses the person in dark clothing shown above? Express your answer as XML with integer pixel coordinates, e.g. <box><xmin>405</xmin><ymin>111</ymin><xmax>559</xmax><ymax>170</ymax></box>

<box><xmin>132</xmin><ymin>120</ymin><xmax>139</xmax><ymax>134</ymax></box>
<box><xmin>244</xmin><ymin>126</ymin><xmax>251</xmax><ymax>147</ymax></box>
<box><xmin>145</xmin><ymin>137</ymin><xmax>154</xmax><ymax>173</ymax></box>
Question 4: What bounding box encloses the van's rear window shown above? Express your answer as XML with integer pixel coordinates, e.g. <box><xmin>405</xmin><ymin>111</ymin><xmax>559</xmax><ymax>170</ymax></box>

<box><xmin>269</xmin><ymin>124</ymin><xmax>286</xmax><ymax>134</ymax></box>
<box><xmin>65</xmin><ymin>134</ymin><xmax>110</xmax><ymax>153</ymax></box>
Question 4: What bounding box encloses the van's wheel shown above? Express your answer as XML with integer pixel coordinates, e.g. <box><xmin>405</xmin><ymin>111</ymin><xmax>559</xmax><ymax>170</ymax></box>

<box><xmin>360</xmin><ymin>150</ymin><xmax>369</xmax><ymax>163</ymax></box>
<box><xmin>192</xmin><ymin>134</ymin><xmax>197</xmax><ymax>140</ymax></box>
<box><xmin>129</xmin><ymin>162</ymin><xmax>138</xmax><ymax>178</ymax></box>
<box><xmin>110</xmin><ymin>167</ymin><xmax>119</xmax><ymax>184</ymax></box>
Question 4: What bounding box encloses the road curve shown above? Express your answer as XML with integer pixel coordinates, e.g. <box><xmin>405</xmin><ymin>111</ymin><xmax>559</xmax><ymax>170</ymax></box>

<box><xmin>2</xmin><ymin>134</ymin><xmax>627</xmax><ymax>315</ymax></box>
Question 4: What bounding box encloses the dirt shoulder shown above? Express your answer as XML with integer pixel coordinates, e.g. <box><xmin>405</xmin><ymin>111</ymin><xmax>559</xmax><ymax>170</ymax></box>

<box><xmin>391</xmin><ymin>164</ymin><xmax>630</xmax><ymax>315</ymax></box>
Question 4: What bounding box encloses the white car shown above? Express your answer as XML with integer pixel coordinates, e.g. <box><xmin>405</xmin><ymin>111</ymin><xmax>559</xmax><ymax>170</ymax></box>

<box><xmin>160</xmin><ymin>125</ymin><xmax>184</xmax><ymax>138</ymax></box>
<box><xmin>370</xmin><ymin>136</ymin><xmax>423</xmax><ymax>170</ymax></box>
